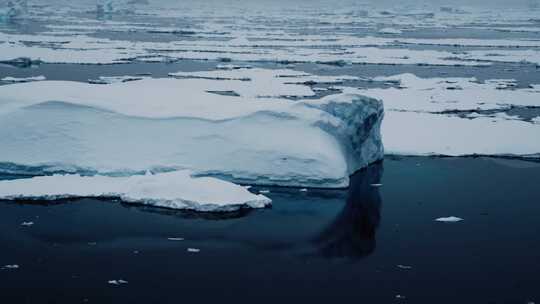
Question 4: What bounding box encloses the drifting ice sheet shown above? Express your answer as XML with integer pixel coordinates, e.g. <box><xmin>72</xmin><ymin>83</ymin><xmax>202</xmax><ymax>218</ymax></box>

<box><xmin>353</xmin><ymin>74</ymin><xmax>540</xmax><ymax>158</ymax></box>
<box><xmin>0</xmin><ymin>171</ymin><xmax>271</xmax><ymax>212</ymax></box>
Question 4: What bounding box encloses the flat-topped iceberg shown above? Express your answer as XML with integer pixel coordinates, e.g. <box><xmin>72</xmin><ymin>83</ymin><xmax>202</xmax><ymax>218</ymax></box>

<box><xmin>0</xmin><ymin>171</ymin><xmax>271</xmax><ymax>212</ymax></box>
<box><xmin>0</xmin><ymin>72</ymin><xmax>384</xmax><ymax>188</ymax></box>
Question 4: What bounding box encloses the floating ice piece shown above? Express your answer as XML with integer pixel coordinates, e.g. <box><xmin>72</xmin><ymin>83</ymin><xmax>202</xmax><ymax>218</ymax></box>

<box><xmin>108</xmin><ymin>279</ymin><xmax>128</xmax><ymax>285</ymax></box>
<box><xmin>216</xmin><ymin>64</ymin><xmax>252</xmax><ymax>70</ymax></box>
<box><xmin>395</xmin><ymin>295</ymin><xmax>406</xmax><ymax>299</ymax></box>
<box><xmin>1</xmin><ymin>76</ymin><xmax>46</xmax><ymax>83</ymax></box>
<box><xmin>20</xmin><ymin>221</ymin><xmax>34</xmax><ymax>226</ymax></box>
<box><xmin>0</xmin><ymin>74</ymin><xmax>384</xmax><ymax>188</ymax></box>
<box><xmin>2</xmin><ymin>264</ymin><xmax>19</xmax><ymax>269</ymax></box>
<box><xmin>370</xmin><ymin>183</ymin><xmax>383</xmax><ymax>187</ymax></box>
<box><xmin>88</xmin><ymin>75</ymin><xmax>148</xmax><ymax>84</ymax></box>
<box><xmin>435</xmin><ymin>216</ymin><xmax>464</xmax><ymax>222</ymax></box>
<box><xmin>299</xmin><ymin>188</ymin><xmax>308</xmax><ymax>192</ymax></box>
<box><xmin>397</xmin><ymin>265</ymin><xmax>413</xmax><ymax>269</ymax></box>
<box><xmin>167</xmin><ymin>237</ymin><xmax>185</xmax><ymax>241</ymax></box>
<box><xmin>187</xmin><ymin>248</ymin><xmax>200</xmax><ymax>253</ymax></box>
<box><xmin>378</xmin><ymin>28</ymin><xmax>403</xmax><ymax>35</ymax></box>
<box><xmin>0</xmin><ymin>171</ymin><xmax>272</xmax><ymax>212</ymax></box>
<box><xmin>259</xmin><ymin>190</ymin><xmax>270</xmax><ymax>194</ymax></box>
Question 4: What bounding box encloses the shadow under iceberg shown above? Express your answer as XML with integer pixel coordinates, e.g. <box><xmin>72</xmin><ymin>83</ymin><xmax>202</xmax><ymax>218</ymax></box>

<box><xmin>313</xmin><ymin>161</ymin><xmax>383</xmax><ymax>259</ymax></box>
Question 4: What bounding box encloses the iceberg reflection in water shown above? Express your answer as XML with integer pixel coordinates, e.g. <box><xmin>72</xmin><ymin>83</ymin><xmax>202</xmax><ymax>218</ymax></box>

<box><xmin>314</xmin><ymin>162</ymin><xmax>382</xmax><ymax>259</ymax></box>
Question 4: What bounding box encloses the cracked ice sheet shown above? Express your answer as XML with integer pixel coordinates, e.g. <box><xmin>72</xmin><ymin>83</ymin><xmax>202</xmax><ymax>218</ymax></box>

<box><xmin>2</xmin><ymin>28</ymin><xmax>540</xmax><ymax>66</ymax></box>
<box><xmin>358</xmin><ymin>73</ymin><xmax>540</xmax><ymax>113</ymax></box>
<box><xmin>0</xmin><ymin>171</ymin><xmax>271</xmax><ymax>212</ymax></box>
<box><xmin>169</xmin><ymin>68</ymin><xmax>359</xmax><ymax>98</ymax></box>
<box><xmin>349</xmin><ymin>74</ymin><xmax>540</xmax><ymax>157</ymax></box>
<box><xmin>383</xmin><ymin>111</ymin><xmax>540</xmax><ymax>157</ymax></box>
<box><xmin>0</xmin><ymin>33</ymin><xmax>497</xmax><ymax>66</ymax></box>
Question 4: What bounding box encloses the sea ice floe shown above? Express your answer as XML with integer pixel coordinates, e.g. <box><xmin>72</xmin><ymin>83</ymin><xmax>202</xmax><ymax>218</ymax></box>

<box><xmin>0</xmin><ymin>70</ymin><xmax>384</xmax><ymax>188</ymax></box>
<box><xmin>378</xmin><ymin>28</ymin><xmax>403</xmax><ymax>35</ymax></box>
<box><xmin>397</xmin><ymin>265</ymin><xmax>413</xmax><ymax>269</ymax></box>
<box><xmin>88</xmin><ymin>75</ymin><xmax>149</xmax><ymax>84</ymax></box>
<box><xmin>167</xmin><ymin>237</ymin><xmax>185</xmax><ymax>241</ymax></box>
<box><xmin>1</xmin><ymin>76</ymin><xmax>46</xmax><ymax>83</ymax></box>
<box><xmin>108</xmin><ymin>279</ymin><xmax>128</xmax><ymax>285</ymax></box>
<box><xmin>2</xmin><ymin>31</ymin><xmax>536</xmax><ymax>66</ymax></box>
<box><xmin>0</xmin><ymin>171</ymin><xmax>271</xmax><ymax>212</ymax></box>
<box><xmin>2</xmin><ymin>264</ymin><xmax>19</xmax><ymax>270</ymax></box>
<box><xmin>353</xmin><ymin>73</ymin><xmax>540</xmax><ymax>157</ymax></box>
<box><xmin>363</xmin><ymin>73</ymin><xmax>540</xmax><ymax>113</ymax></box>
<box><xmin>435</xmin><ymin>216</ymin><xmax>464</xmax><ymax>222</ymax></box>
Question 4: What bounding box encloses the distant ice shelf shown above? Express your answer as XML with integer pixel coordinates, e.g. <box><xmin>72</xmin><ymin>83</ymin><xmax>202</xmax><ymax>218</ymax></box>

<box><xmin>0</xmin><ymin>170</ymin><xmax>271</xmax><ymax>212</ymax></box>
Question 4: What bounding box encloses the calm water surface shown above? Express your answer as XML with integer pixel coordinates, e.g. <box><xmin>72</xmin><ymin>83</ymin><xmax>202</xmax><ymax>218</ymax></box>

<box><xmin>1</xmin><ymin>156</ymin><xmax>539</xmax><ymax>303</ymax></box>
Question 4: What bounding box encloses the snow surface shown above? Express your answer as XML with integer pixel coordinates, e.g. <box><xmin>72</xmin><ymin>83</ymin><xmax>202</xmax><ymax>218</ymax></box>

<box><xmin>0</xmin><ymin>69</ymin><xmax>384</xmax><ymax>188</ymax></box>
<box><xmin>0</xmin><ymin>171</ymin><xmax>271</xmax><ymax>212</ymax></box>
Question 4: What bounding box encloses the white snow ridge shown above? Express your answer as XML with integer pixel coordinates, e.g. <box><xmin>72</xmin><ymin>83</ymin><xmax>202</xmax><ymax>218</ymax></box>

<box><xmin>0</xmin><ymin>171</ymin><xmax>271</xmax><ymax>212</ymax></box>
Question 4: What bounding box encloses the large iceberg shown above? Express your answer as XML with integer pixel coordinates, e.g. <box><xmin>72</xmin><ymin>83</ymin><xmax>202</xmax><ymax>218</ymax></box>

<box><xmin>0</xmin><ymin>71</ymin><xmax>384</xmax><ymax>188</ymax></box>
<box><xmin>0</xmin><ymin>171</ymin><xmax>271</xmax><ymax>212</ymax></box>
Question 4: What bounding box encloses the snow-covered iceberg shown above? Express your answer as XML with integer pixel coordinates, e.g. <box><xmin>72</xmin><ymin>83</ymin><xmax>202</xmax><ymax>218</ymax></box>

<box><xmin>0</xmin><ymin>171</ymin><xmax>271</xmax><ymax>212</ymax></box>
<box><xmin>0</xmin><ymin>71</ymin><xmax>384</xmax><ymax>188</ymax></box>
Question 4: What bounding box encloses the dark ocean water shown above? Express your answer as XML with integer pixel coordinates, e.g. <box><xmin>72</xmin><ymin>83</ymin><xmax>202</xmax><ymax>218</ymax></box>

<box><xmin>1</xmin><ymin>156</ymin><xmax>539</xmax><ymax>303</ymax></box>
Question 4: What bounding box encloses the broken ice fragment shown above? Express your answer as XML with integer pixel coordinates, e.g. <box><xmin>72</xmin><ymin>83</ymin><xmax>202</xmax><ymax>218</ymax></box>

<box><xmin>2</xmin><ymin>264</ymin><xmax>19</xmax><ymax>270</ymax></box>
<box><xmin>1</xmin><ymin>76</ymin><xmax>46</xmax><ymax>83</ymax></box>
<box><xmin>20</xmin><ymin>221</ymin><xmax>34</xmax><ymax>226</ymax></box>
<box><xmin>187</xmin><ymin>248</ymin><xmax>200</xmax><ymax>253</ymax></box>
<box><xmin>435</xmin><ymin>216</ymin><xmax>464</xmax><ymax>222</ymax></box>
<box><xmin>397</xmin><ymin>265</ymin><xmax>413</xmax><ymax>270</ymax></box>
<box><xmin>167</xmin><ymin>238</ymin><xmax>184</xmax><ymax>241</ymax></box>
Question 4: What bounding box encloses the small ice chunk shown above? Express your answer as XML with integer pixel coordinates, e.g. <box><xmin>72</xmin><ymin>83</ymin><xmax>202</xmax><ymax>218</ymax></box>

<box><xmin>259</xmin><ymin>190</ymin><xmax>270</xmax><ymax>194</ymax></box>
<box><xmin>167</xmin><ymin>237</ymin><xmax>185</xmax><ymax>241</ymax></box>
<box><xmin>1</xmin><ymin>76</ymin><xmax>46</xmax><ymax>83</ymax></box>
<box><xmin>88</xmin><ymin>75</ymin><xmax>147</xmax><ymax>85</ymax></box>
<box><xmin>187</xmin><ymin>248</ymin><xmax>200</xmax><ymax>253</ymax></box>
<box><xmin>299</xmin><ymin>188</ymin><xmax>308</xmax><ymax>192</ymax></box>
<box><xmin>108</xmin><ymin>279</ymin><xmax>128</xmax><ymax>285</ymax></box>
<box><xmin>370</xmin><ymin>183</ymin><xmax>383</xmax><ymax>187</ymax></box>
<box><xmin>20</xmin><ymin>221</ymin><xmax>34</xmax><ymax>226</ymax></box>
<box><xmin>397</xmin><ymin>265</ymin><xmax>413</xmax><ymax>269</ymax></box>
<box><xmin>435</xmin><ymin>216</ymin><xmax>464</xmax><ymax>222</ymax></box>
<box><xmin>379</xmin><ymin>28</ymin><xmax>403</xmax><ymax>35</ymax></box>
<box><xmin>2</xmin><ymin>264</ymin><xmax>19</xmax><ymax>270</ymax></box>
<box><xmin>395</xmin><ymin>295</ymin><xmax>406</xmax><ymax>299</ymax></box>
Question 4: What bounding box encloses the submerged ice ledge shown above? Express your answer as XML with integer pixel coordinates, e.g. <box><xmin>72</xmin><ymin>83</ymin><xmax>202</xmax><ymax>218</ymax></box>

<box><xmin>0</xmin><ymin>171</ymin><xmax>271</xmax><ymax>212</ymax></box>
